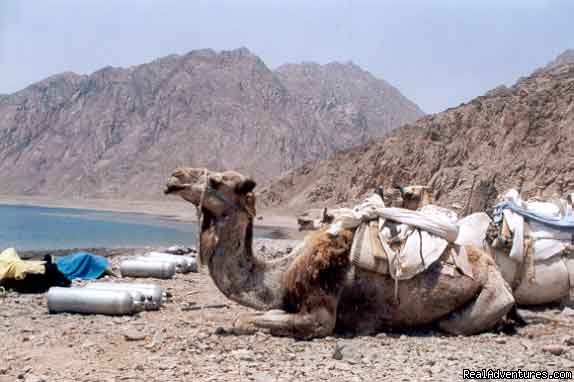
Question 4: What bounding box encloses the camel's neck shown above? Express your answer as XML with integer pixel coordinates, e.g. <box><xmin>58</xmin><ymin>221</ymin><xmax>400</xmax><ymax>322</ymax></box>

<box><xmin>201</xmin><ymin>211</ymin><xmax>290</xmax><ymax>310</ymax></box>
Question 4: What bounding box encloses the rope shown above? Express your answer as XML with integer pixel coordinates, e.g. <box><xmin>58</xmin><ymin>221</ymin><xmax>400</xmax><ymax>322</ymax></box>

<box><xmin>417</xmin><ymin>228</ymin><xmax>426</xmax><ymax>268</ymax></box>
<box><xmin>195</xmin><ymin>169</ymin><xmax>209</xmax><ymax>269</ymax></box>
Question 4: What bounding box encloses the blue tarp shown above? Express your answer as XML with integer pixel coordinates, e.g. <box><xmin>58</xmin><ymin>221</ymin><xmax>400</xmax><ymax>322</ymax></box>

<box><xmin>55</xmin><ymin>252</ymin><xmax>109</xmax><ymax>281</ymax></box>
<box><xmin>493</xmin><ymin>201</ymin><xmax>574</xmax><ymax>230</ymax></box>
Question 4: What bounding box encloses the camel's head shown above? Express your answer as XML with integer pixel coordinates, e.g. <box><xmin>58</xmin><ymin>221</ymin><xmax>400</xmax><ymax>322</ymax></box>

<box><xmin>164</xmin><ymin>167</ymin><xmax>257</xmax><ymax>218</ymax></box>
<box><xmin>395</xmin><ymin>185</ymin><xmax>434</xmax><ymax>210</ymax></box>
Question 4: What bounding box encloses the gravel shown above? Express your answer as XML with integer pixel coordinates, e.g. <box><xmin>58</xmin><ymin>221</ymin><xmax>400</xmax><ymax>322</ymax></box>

<box><xmin>1</xmin><ymin>239</ymin><xmax>573</xmax><ymax>381</ymax></box>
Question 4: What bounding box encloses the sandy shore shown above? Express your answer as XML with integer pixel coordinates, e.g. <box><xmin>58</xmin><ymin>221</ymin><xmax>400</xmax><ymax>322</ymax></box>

<box><xmin>0</xmin><ymin>195</ymin><xmax>301</xmax><ymax>234</ymax></box>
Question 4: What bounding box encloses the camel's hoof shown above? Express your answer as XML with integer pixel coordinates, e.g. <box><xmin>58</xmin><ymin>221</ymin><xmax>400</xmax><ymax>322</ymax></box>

<box><xmin>231</xmin><ymin>313</ymin><xmax>260</xmax><ymax>335</ymax></box>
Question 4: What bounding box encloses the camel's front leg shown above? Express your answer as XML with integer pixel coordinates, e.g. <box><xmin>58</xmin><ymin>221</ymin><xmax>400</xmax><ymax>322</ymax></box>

<box><xmin>232</xmin><ymin>306</ymin><xmax>336</xmax><ymax>339</ymax></box>
<box><xmin>439</xmin><ymin>260</ymin><xmax>515</xmax><ymax>335</ymax></box>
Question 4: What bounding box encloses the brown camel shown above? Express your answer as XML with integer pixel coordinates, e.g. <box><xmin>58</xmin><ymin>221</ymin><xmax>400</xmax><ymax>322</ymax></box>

<box><xmin>164</xmin><ymin>167</ymin><xmax>515</xmax><ymax>339</ymax></box>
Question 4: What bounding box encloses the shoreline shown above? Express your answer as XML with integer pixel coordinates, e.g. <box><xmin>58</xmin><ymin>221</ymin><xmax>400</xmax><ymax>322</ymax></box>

<box><xmin>0</xmin><ymin>195</ymin><xmax>303</xmax><ymax>238</ymax></box>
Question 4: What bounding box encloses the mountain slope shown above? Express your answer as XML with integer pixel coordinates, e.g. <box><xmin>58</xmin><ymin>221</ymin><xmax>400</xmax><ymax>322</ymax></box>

<box><xmin>260</xmin><ymin>55</ymin><xmax>574</xmax><ymax>213</ymax></box>
<box><xmin>0</xmin><ymin>48</ymin><xmax>423</xmax><ymax>199</ymax></box>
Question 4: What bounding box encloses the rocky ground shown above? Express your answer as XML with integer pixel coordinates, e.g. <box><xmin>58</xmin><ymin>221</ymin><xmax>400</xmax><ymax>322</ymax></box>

<box><xmin>2</xmin><ymin>240</ymin><xmax>574</xmax><ymax>382</ymax></box>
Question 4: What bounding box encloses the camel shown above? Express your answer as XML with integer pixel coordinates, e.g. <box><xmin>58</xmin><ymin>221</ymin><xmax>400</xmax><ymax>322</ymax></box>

<box><xmin>388</xmin><ymin>186</ymin><xmax>574</xmax><ymax>307</ymax></box>
<box><xmin>296</xmin><ymin>185</ymin><xmax>433</xmax><ymax>232</ymax></box>
<box><xmin>164</xmin><ymin>167</ymin><xmax>515</xmax><ymax>339</ymax></box>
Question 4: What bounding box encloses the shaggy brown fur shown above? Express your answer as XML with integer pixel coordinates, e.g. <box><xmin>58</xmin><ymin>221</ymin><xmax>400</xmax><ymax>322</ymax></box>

<box><xmin>282</xmin><ymin>229</ymin><xmax>354</xmax><ymax>315</ymax></box>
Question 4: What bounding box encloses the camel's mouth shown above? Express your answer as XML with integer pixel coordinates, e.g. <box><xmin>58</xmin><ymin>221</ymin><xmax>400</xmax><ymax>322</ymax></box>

<box><xmin>163</xmin><ymin>184</ymin><xmax>188</xmax><ymax>195</ymax></box>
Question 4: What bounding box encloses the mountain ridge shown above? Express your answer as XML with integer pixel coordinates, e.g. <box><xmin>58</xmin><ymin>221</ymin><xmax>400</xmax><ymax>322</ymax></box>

<box><xmin>0</xmin><ymin>47</ymin><xmax>423</xmax><ymax>199</ymax></box>
<box><xmin>259</xmin><ymin>51</ymin><xmax>574</xmax><ymax>213</ymax></box>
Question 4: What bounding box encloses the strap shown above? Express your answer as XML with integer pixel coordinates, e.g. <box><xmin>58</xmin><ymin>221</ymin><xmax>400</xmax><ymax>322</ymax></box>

<box><xmin>564</xmin><ymin>248</ymin><xmax>574</xmax><ymax>302</ymax></box>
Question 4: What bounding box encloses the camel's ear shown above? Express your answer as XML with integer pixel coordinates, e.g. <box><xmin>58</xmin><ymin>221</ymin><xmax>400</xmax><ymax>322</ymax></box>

<box><xmin>236</xmin><ymin>178</ymin><xmax>256</xmax><ymax>194</ymax></box>
<box><xmin>209</xmin><ymin>173</ymin><xmax>224</xmax><ymax>187</ymax></box>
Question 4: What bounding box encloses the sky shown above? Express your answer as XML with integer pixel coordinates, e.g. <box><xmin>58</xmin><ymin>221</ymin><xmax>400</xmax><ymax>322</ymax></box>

<box><xmin>0</xmin><ymin>0</ymin><xmax>572</xmax><ymax>113</ymax></box>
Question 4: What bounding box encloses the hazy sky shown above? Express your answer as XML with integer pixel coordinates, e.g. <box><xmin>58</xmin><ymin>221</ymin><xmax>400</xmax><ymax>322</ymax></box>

<box><xmin>0</xmin><ymin>0</ymin><xmax>572</xmax><ymax>113</ymax></box>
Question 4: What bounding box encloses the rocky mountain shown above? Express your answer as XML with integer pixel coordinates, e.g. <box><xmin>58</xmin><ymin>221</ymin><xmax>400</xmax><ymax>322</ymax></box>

<box><xmin>543</xmin><ymin>49</ymin><xmax>574</xmax><ymax>70</ymax></box>
<box><xmin>260</xmin><ymin>52</ymin><xmax>574</xmax><ymax>214</ymax></box>
<box><xmin>0</xmin><ymin>48</ymin><xmax>423</xmax><ymax>199</ymax></box>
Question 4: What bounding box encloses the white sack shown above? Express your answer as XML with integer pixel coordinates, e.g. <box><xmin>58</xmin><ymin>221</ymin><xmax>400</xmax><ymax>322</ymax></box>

<box><xmin>456</xmin><ymin>212</ymin><xmax>491</xmax><ymax>247</ymax></box>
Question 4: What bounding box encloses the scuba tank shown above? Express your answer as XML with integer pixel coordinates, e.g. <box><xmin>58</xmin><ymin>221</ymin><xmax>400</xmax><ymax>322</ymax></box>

<box><xmin>141</xmin><ymin>252</ymin><xmax>197</xmax><ymax>273</ymax></box>
<box><xmin>85</xmin><ymin>282</ymin><xmax>164</xmax><ymax>310</ymax></box>
<box><xmin>119</xmin><ymin>260</ymin><xmax>176</xmax><ymax>279</ymax></box>
<box><xmin>47</xmin><ymin>287</ymin><xmax>143</xmax><ymax>315</ymax></box>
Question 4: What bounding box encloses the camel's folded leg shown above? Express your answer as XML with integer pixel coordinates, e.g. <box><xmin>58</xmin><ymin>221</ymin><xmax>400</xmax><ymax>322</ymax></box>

<box><xmin>439</xmin><ymin>263</ymin><xmax>515</xmax><ymax>335</ymax></box>
<box><xmin>232</xmin><ymin>307</ymin><xmax>336</xmax><ymax>340</ymax></box>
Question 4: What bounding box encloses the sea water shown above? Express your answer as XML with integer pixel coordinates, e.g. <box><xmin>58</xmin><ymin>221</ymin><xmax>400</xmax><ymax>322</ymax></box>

<box><xmin>0</xmin><ymin>204</ymin><xmax>276</xmax><ymax>250</ymax></box>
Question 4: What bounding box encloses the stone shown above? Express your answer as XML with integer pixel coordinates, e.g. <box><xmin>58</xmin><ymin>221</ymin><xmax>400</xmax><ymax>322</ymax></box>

<box><xmin>24</xmin><ymin>375</ymin><xmax>47</xmax><ymax>382</ymax></box>
<box><xmin>332</xmin><ymin>344</ymin><xmax>343</xmax><ymax>360</ymax></box>
<box><xmin>124</xmin><ymin>331</ymin><xmax>147</xmax><ymax>341</ymax></box>
<box><xmin>232</xmin><ymin>349</ymin><xmax>255</xmax><ymax>362</ymax></box>
<box><xmin>253</xmin><ymin>372</ymin><xmax>275</xmax><ymax>382</ymax></box>
<box><xmin>332</xmin><ymin>341</ymin><xmax>364</xmax><ymax>363</ymax></box>
<box><xmin>542</xmin><ymin>345</ymin><xmax>566</xmax><ymax>356</ymax></box>
<box><xmin>562</xmin><ymin>336</ymin><xmax>574</xmax><ymax>346</ymax></box>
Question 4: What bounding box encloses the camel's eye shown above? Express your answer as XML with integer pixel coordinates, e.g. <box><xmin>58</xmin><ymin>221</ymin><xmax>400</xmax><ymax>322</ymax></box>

<box><xmin>209</xmin><ymin>177</ymin><xmax>222</xmax><ymax>189</ymax></box>
<box><xmin>236</xmin><ymin>178</ymin><xmax>256</xmax><ymax>194</ymax></box>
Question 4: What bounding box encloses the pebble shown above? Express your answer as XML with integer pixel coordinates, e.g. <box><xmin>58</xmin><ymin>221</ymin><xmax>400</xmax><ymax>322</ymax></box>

<box><xmin>24</xmin><ymin>375</ymin><xmax>47</xmax><ymax>382</ymax></box>
<box><xmin>253</xmin><ymin>372</ymin><xmax>275</xmax><ymax>382</ymax></box>
<box><xmin>495</xmin><ymin>338</ymin><xmax>506</xmax><ymax>344</ymax></box>
<box><xmin>332</xmin><ymin>344</ymin><xmax>343</xmax><ymax>360</ymax></box>
<box><xmin>123</xmin><ymin>331</ymin><xmax>147</xmax><ymax>341</ymax></box>
<box><xmin>232</xmin><ymin>349</ymin><xmax>255</xmax><ymax>362</ymax></box>
<box><xmin>562</xmin><ymin>336</ymin><xmax>574</xmax><ymax>346</ymax></box>
<box><xmin>542</xmin><ymin>345</ymin><xmax>566</xmax><ymax>356</ymax></box>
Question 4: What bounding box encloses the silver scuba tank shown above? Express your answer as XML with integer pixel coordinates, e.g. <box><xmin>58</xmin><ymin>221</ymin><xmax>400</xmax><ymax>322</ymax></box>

<box><xmin>121</xmin><ymin>290</ymin><xmax>146</xmax><ymax>312</ymax></box>
<box><xmin>151</xmin><ymin>252</ymin><xmax>197</xmax><ymax>272</ymax></box>
<box><xmin>133</xmin><ymin>254</ymin><xmax>188</xmax><ymax>274</ymax></box>
<box><xmin>47</xmin><ymin>287</ymin><xmax>142</xmax><ymax>315</ymax></box>
<box><xmin>120</xmin><ymin>260</ymin><xmax>176</xmax><ymax>279</ymax></box>
<box><xmin>84</xmin><ymin>282</ymin><xmax>164</xmax><ymax>310</ymax></box>
<box><xmin>143</xmin><ymin>252</ymin><xmax>197</xmax><ymax>273</ymax></box>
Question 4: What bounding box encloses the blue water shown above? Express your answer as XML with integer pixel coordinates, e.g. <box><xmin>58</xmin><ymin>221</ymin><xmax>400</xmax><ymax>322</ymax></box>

<box><xmin>0</xmin><ymin>204</ymin><xmax>275</xmax><ymax>250</ymax></box>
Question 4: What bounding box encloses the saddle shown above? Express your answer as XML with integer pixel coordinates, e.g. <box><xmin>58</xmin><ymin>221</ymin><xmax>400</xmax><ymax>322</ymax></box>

<box><xmin>491</xmin><ymin>189</ymin><xmax>574</xmax><ymax>300</ymax></box>
<box><xmin>331</xmin><ymin>195</ymin><xmax>473</xmax><ymax>281</ymax></box>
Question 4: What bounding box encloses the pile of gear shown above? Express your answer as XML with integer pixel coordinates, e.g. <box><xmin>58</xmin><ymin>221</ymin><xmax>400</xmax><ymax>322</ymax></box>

<box><xmin>0</xmin><ymin>246</ymin><xmax>197</xmax><ymax>316</ymax></box>
<box><xmin>488</xmin><ymin>189</ymin><xmax>574</xmax><ymax>305</ymax></box>
<box><xmin>324</xmin><ymin>194</ymin><xmax>481</xmax><ymax>296</ymax></box>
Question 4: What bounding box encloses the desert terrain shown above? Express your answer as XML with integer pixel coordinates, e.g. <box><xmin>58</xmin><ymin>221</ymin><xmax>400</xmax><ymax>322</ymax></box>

<box><xmin>1</xmin><ymin>241</ymin><xmax>573</xmax><ymax>382</ymax></box>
